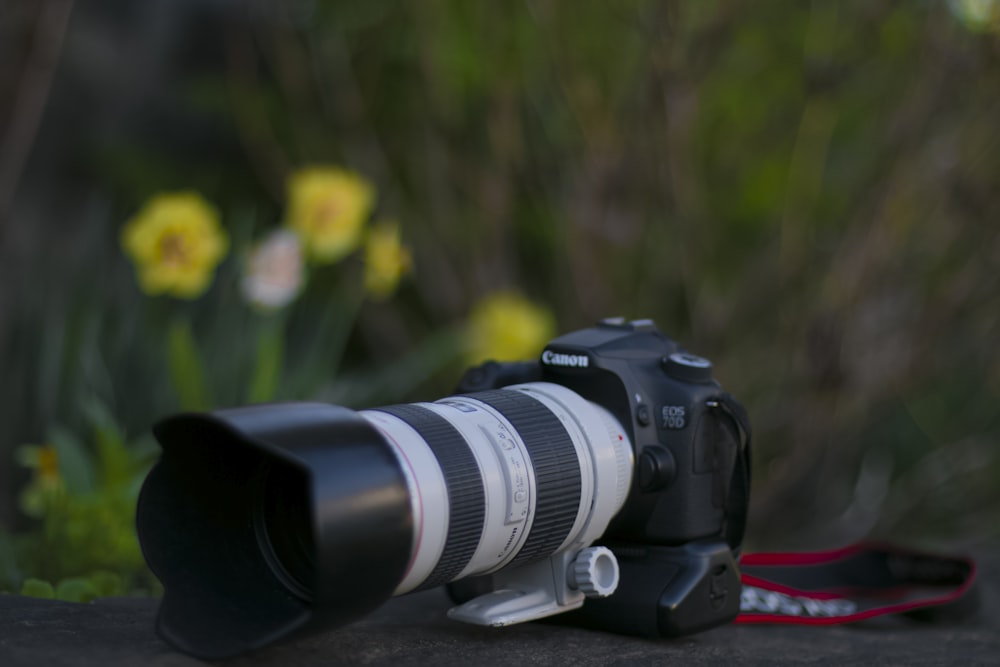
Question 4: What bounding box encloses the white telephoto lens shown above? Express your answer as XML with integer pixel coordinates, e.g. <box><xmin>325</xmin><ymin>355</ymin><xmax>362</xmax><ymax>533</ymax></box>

<box><xmin>361</xmin><ymin>382</ymin><xmax>633</xmax><ymax>595</ymax></box>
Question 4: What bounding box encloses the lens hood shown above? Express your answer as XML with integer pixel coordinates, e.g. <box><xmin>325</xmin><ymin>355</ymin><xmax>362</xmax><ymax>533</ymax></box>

<box><xmin>136</xmin><ymin>403</ymin><xmax>412</xmax><ymax>659</ymax></box>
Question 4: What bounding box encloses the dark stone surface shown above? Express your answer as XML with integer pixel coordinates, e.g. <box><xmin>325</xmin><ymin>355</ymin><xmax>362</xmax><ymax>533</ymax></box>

<box><xmin>1</xmin><ymin>551</ymin><xmax>997</xmax><ymax>666</ymax></box>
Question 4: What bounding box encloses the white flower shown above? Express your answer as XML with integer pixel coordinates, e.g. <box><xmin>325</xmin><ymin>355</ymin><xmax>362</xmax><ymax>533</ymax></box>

<box><xmin>241</xmin><ymin>230</ymin><xmax>304</xmax><ymax>310</ymax></box>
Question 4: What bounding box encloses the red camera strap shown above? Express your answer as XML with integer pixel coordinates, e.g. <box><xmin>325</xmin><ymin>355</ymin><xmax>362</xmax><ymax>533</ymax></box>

<box><xmin>735</xmin><ymin>543</ymin><xmax>977</xmax><ymax>625</ymax></box>
<box><xmin>714</xmin><ymin>396</ymin><xmax>976</xmax><ymax>627</ymax></box>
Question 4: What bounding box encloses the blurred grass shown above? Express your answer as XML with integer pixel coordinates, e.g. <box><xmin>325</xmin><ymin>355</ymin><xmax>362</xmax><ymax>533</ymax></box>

<box><xmin>0</xmin><ymin>0</ymin><xmax>998</xmax><ymax>593</ymax></box>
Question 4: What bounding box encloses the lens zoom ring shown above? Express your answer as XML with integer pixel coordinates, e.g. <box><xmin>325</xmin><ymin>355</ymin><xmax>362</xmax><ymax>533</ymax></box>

<box><xmin>465</xmin><ymin>390</ymin><xmax>582</xmax><ymax>567</ymax></box>
<box><xmin>375</xmin><ymin>404</ymin><xmax>485</xmax><ymax>589</ymax></box>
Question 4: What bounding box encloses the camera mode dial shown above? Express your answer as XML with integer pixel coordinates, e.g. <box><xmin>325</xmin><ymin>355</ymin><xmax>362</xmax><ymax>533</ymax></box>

<box><xmin>661</xmin><ymin>352</ymin><xmax>713</xmax><ymax>383</ymax></box>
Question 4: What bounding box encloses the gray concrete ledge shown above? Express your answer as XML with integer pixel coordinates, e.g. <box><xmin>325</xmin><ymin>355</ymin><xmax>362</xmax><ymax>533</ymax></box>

<box><xmin>1</xmin><ymin>551</ymin><xmax>997</xmax><ymax>666</ymax></box>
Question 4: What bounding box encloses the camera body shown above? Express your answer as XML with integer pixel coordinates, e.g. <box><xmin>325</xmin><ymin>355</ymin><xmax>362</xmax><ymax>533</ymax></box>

<box><xmin>448</xmin><ymin>317</ymin><xmax>751</xmax><ymax>637</ymax></box>
<box><xmin>136</xmin><ymin>317</ymin><xmax>750</xmax><ymax>658</ymax></box>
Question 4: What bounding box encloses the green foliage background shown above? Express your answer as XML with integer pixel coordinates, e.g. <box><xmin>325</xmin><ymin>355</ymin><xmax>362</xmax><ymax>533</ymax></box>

<box><xmin>1</xmin><ymin>0</ymin><xmax>999</xmax><ymax>593</ymax></box>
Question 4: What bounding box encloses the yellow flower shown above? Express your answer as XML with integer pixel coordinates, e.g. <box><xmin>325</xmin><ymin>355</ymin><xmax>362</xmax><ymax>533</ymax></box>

<box><xmin>121</xmin><ymin>192</ymin><xmax>229</xmax><ymax>299</ymax></box>
<box><xmin>465</xmin><ymin>291</ymin><xmax>556</xmax><ymax>365</ymax></box>
<box><xmin>284</xmin><ymin>166</ymin><xmax>375</xmax><ymax>263</ymax></box>
<box><xmin>364</xmin><ymin>221</ymin><xmax>412</xmax><ymax>299</ymax></box>
<box><xmin>37</xmin><ymin>445</ymin><xmax>59</xmax><ymax>483</ymax></box>
<box><xmin>16</xmin><ymin>444</ymin><xmax>64</xmax><ymax>518</ymax></box>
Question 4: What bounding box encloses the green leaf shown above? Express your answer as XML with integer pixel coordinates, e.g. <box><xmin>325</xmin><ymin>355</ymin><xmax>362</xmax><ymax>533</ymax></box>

<box><xmin>81</xmin><ymin>397</ymin><xmax>132</xmax><ymax>490</ymax></box>
<box><xmin>21</xmin><ymin>578</ymin><xmax>55</xmax><ymax>599</ymax></box>
<box><xmin>321</xmin><ymin>326</ymin><xmax>463</xmax><ymax>407</ymax></box>
<box><xmin>88</xmin><ymin>571</ymin><xmax>124</xmax><ymax>597</ymax></box>
<box><xmin>247</xmin><ymin>324</ymin><xmax>284</xmax><ymax>404</ymax></box>
<box><xmin>129</xmin><ymin>432</ymin><xmax>161</xmax><ymax>463</ymax></box>
<box><xmin>167</xmin><ymin>319</ymin><xmax>212</xmax><ymax>410</ymax></box>
<box><xmin>0</xmin><ymin>531</ymin><xmax>21</xmax><ymax>590</ymax></box>
<box><xmin>48</xmin><ymin>426</ymin><xmax>96</xmax><ymax>496</ymax></box>
<box><xmin>284</xmin><ymin>292</ymin><xmax>364</xmax><ymax>399</ymax></box>
<box><xmin>55</xmin><ymin>577</ymin><xmax>99</xmax><ymax>603</ymax></box>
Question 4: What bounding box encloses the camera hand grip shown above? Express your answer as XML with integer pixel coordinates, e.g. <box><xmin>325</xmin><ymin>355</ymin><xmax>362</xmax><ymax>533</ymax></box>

<box><xmin>565</xmin><ymin>540</ymin><xmax>741</xmax><ymax>638</ymax></box>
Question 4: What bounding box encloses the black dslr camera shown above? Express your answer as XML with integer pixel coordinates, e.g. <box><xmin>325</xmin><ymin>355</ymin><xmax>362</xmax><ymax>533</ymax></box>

<box><xmin>137</xmin><ymin>318</ymin><xmax>751</xmax><ymax>659</ymax></box>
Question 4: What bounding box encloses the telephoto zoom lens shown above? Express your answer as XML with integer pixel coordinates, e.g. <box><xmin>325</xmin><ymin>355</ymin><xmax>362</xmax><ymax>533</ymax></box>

<box><xmin>364</xmin><ymin>383</ymin><xmax>632</xmax><ymax>595</ymax></box>
<box><xmin>137</xmin><ymin>382</ymin><xmax>632</xmax><ymax>659</ymax></box>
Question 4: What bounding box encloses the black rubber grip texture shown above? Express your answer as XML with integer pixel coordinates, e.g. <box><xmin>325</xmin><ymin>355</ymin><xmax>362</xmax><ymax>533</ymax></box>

<box><xmin>374</xmin><ymin>404</ymin><xmax>485</xmax><ymax>589</ymax></box>
<box><xmin>464</xmin><ymin>389</ymin><xmax>582</xmax><ymax>567</ymax></box>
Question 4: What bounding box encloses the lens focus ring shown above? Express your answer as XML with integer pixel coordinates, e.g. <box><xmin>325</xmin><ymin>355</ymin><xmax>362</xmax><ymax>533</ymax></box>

<box><xmin>464</xmin><ymin>390</ymin><xmax>582</xmax><ymax>567</ymax></box>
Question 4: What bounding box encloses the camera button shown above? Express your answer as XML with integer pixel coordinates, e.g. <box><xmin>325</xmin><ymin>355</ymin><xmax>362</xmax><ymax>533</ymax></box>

<box><xmin>637</xmin><ymin>446</ymin><xmax>676</xmax><ymax>492</ymax></box>
<box><xmin>636</xmin><ymin>404</ymin><xmax>651</xmax><ymax>426</ymax></box>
